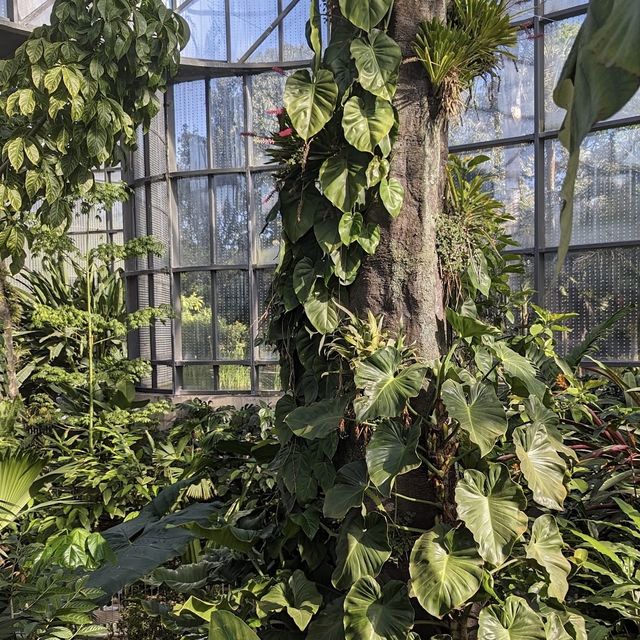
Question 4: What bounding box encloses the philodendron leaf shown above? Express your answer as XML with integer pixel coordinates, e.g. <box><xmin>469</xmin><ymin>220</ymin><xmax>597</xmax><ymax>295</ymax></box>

<box><xmin>304</xmin><ymin>282</ymin><xmax>340</xmax><ymax>334</ymax></box>
<box><xmin>339</xmin><ymin>0</ymin><xmax>393</xmax><ymax>31</ymax></box>
<box><xmin>342</xmin><ymin>95</ymin><xmax>395</xmax><ymax>154</ymax></box>
<box><xmin>514</xmin><ymin>422</ymin><xmax>568</xmax><ymax>511</ymax></box>
<box><xmin>525</xmin><ymin>515</ymin><xmax>571</xmax><ymax>602</ymax></box>
<box><xmin>543</xmin><ymin>611</ymin><xmax>587</xmax><ymax>640</ymax></box>
<box><xmin>478</xmin><ymin>596</ymin><xmax>545</xmax><ymax>640</ymax></box>
<box><xmin>307</xmin><ymin>597</ymin><xmax>346</xmax><ymax>640</ymax></box>
<box><xmin>324</xmin><ymin>460</ymin><xmax>369</xmax><ymax>519</ymax></box>
<box><xmin>351</xmin><ymin>30</ymin><xmax>402</xmax><ymax>101</ymax></box>
<box><xmin>258</xmin><ymin>570</ymin><xmax>322</xmax><ymax>631</ymax></box>
<box><xmin>379</xmin><ymin>177</ymin><xmax>404</xmax><ymax>218</ymax></box>
<box><xmin>209</xmin><ymin>610</ymin><xmax>259</xmax><ymax>640</ymax></box>
<box><xmin>339</xmin><ymin>211</ymin><xmax>364</xmax><ymax>245</ymax></box>
<box><xmin>441</xmin><ymin>379</ymin><xmax>507</xmax><ymax>457</ymax></box>
<box><xmin>366</xmin><ymin>420</ymin><xmax>421</xmax><ymax>497</ymax></box>
<box><xmin>455</xmin><ymin>464</ymin><xmax>528</xmax><ymax>566</ymax></box>
<box><xmin>293</xmin><ymin>257</ymin><xmax>318</xmax><ymax>303</ymax></box>
<box><xmin>353</xmin><ymin>346</ymin><xmax>426</xmax><ymax>421</ymax></box>
<box><xmin>332</xmin><ymin>512</ymin><xmax>391</xmax><ymax>590</ymax></box>
<box><xmin>284</xmin><ymin>69</ymin><xmax>338</xmax><ymax>140</ymax></box>
<box><xmin>319</xmin><ymin>148</ymin><xmax>369</xmax><ymax>213</ymax></box>
<box><xmin>409</xmin><ymin>525</ymin><xmax>484</xmax><ymax>619</ymax></box>
<box><xmin>343</xmin><ymin>577</ymin><xmax>415</xmax><ymax>640</ymax></box>
<box><xmin>285</xmin><ymin>397</ymin><xmax>348</xmax><ymax>440</ymax></box>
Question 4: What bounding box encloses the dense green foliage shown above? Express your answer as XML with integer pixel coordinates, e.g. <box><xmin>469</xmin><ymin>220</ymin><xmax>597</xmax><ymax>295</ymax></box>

<box><xmin>2</xmin><ymin>0</ymin><xmax>640</xmax><ymax>639</ymax></box>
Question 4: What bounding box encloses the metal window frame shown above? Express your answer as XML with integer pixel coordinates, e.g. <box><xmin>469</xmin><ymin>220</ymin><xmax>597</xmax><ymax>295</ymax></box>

<box><xmin>449</xmin><ymin>0</ymin><xmax>640</xmax><ymax>365</ymax></box>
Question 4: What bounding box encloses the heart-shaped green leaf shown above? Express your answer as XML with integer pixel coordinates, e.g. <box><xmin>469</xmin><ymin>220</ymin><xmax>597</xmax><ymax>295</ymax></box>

<box><xmin>525</xmin><ymin>515</ymin><xmax>570</xmax><ymax>601</ymax></box>
<box><xmin>339</xmin><ymin>211</ymin><xmax>364</xmax><ymax>245</ymax></box>
<box><xmin>284</xmin><ymin>69</ymin><xmax>338</xmax><ymax>141</ymax></box>
<box><xmin>350</xmin><ymin>30</ymin><xmax>401</xmax><ymax>101</ymax></box>
<box><xmin>293</xmin><ymin>257</ymin><xmax>318</xmax><ymax>303</ymax></box>
<box><xmin>209</xmin><ymin>610</ymin><xmax>260</xmax><ymax>640</ymax></box>
<box><xmin>514</xmin><ymin>422</ymin><xmax>567</xmax><ymax>511</ymax></box>
<box><xmin>366</xmin><ymin>420</ymin><xmax>421</xmax><ymax>497</ymax></box>
<box><xmin>342</xmin><ymin>95</ymin><xmax>395</xmax><ymax>154</ymax></box>
<box><xmin>409</xmin><ymin>525</ymin><xmax>484</xmax><ymax>619</ymax></box>
<box><xmin>455</xmin><ymin>464</ymin><xmax>527</xmax><ymax>566</ymax></box>
<box><xmin>304</xmin><ymin>282</ymin><xmax>340</xmax><ymax>334</ymax></box>
<box><xmin>258</xmin><ymin>570</ymin><xmax>322</xmax><ymax>631</ymax></box>
<box><xmin>357</xmin><ymin>223</ymin><xmax>381</xmax><ymax>254</ymax></box>
<box><xmin>344</xmin><ymin>577</ymin><xmax>414</xmax><ymax>640</ymax></box>
<box><xmin>379</xmin><ymin>177</ymin><xmax>404</xmax><ymax>217</ymax></box>
<box><xmin>354</xmin><ymin>346</ymin><xmax>426</xmax><ymax>421</ymax></box>
<box><xmin>280</xmin><ymin>187</ymin><xmax>325</xmax><ymax>242</ymax></box>
<box><xmin>478</xmin><ymin>596</ymin><xmax>545</xmax><ymax>640</ymax></box>
<box><xmin>324</xmin><ymin>17</ymin><xmax>358</xmax><ymax>94</ymax></box>
<box><xmin>307</xmin><ymin>597</ymin><xmax>346</xmax><ymax>640</ymax></box>
<box><xmin>319</xmin><ymin>148</ymin><xmax>369</xmax><ymax>213</ymax></box>
<box><xmin>324</xmin><ymin>460</ymin><xmax>369</xmax><ymax>519</ymax></box>
<box><xmin>441</xmin><ymin>379</ymin><xmax>507</xmax><ymax>457</ymax></box>
<box><xmin>339</xmin><ymin>0</ymin><xmax>393</xmax><ymax>31</ymax></box>
<box><xmin>332</xmin><ymin>511</ymin><xmax>391</xmax><ymax>589</ymax></box>
<box><xmin>285</xmin><ymin>397</ymin><xmax>347</xmax><ymax>440</ymax></box>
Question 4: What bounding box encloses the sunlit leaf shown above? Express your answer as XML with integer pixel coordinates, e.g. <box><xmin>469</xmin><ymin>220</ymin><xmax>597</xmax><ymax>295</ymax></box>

<box><xmin>478</xmin><ymin>596</ymin><xmax>545</xmax><ymax>640</ymax></box>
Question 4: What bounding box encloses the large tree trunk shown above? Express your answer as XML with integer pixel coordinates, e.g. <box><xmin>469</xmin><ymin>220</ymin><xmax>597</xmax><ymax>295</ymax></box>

<box><xmin>349</xmin><ymin>0</ymin><xmax>447</xmax><ymax>361</ymax></box>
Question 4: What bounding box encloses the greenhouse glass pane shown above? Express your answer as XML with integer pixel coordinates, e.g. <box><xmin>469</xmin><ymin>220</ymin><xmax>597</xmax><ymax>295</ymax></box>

<box><xmin>456</xmin><ymin>144</ymin><xmax>535</xmax><ymax>249</ymax></box>
<box><xmin>214</xmin><ymin>175</ymin><xmax>248</xmax><ymax>265</ymax></box>
<box><xmin>179</xmin><ymin>0</ymin><xmax>227</xmax><ymax>61</ymax></box>
<box><xmin>173</xmin><ymin>81</ymin><xmax>208</xmax><ymax>171</ymax></box>
<box><xmin>176</xmin><ymin>177</ymin><xmax>211</xmax><ymax>266</ymax></box>
<box><xmin>254</xmin><ymin>172</ymin><xmax>281</xmax><ymax>264</ymax></box>
<box><xmin>450</xmin><ymin>29</ymin><xmax>534</xmax><ymax>146</ymax></box>
<box><xmin>250</xmin><ymin>71</ymin><xmax>288</xmax><ymax>165</ymax></box>
<box><xmin>255</xmin><ymin>268</ymin><xmax>277</xmax><ymax>361</ymax></box>
<box><xmin>258</xmin><ymin>365</ymin><xmax>281</xmax><ymax>391</ymax></box>
<box><xmin>183</xmin><ymin>365</ymin><xmax>214</xmax><ymax>391</ymax></box>
<box><xmin>542</xmin><ymin>0</ymin><xmax>587</xmax><ymax>13</ymax></box>
<box><xmin>544</xmin><ymin>16</ymin><xmax>640</xmax><ymax>130</ymax></box>
<box><xmin>544</xmin><ymin>248</ymin><xmax>640</xmax><ymax>361</ymax></box>
<box><xmin>15</xmin><ymin>0</ymin><xmax>52</xmax><ymax>25</ymax></box>
<box><xmin>545</xmin><ymin>127</ymin><xmax>640</xmax><ymax>247</ymax></box>
<box><xmin>508</xmin><ymin>0</ymin><xmax>533</xmax><ymax>19</ymax></box>
<box><xmin>229</xmin><ymin>0</ymin><xmax>279</xmax><ymax>63</ymax></box>
<box><xmin>216</xmin><ymin>271</ymin><xmax>250</xmax><ymax>360</ymax></box>
<box><xmin>181</xmin><ymin>271</ymin><xmax>213</xmax><ymax>360</ymax></box>
<box><xmin>218</xmin><ymin>365</ymin><xmax>251</xmax><ymax>390</ymax></box>
<box><xmin>210</xmin><ymin>76</ymin><xmax>246</xmax><ymax>169</ymax></box>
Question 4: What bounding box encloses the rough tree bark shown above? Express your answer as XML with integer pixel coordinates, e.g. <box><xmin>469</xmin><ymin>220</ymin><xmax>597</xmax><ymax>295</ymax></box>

<box><xmin>349</xmin><ymin>0</ymin><xmax>447</xmax><ymax>361</ymax></box>
<box><xmin>346</xmin><ymin>0</ymin><xmax>450</xmax><ymax>540</ymax></box>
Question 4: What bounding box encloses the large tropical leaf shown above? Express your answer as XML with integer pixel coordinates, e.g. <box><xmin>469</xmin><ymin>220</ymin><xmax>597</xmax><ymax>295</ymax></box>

<box><xmin>478</xmin><ymin>596</ymin><xmax>545</xmax><ymax>640</ymax></box>
<box><xmin>209</xmin><ymin>610</ymin><xmax>260</xmax><ymax>640</ymax></box>
<box><xmin>280</xmin><ymin>186</ymin><xmax>326</xmax><ymax>243</ymax></box>
<box><xmin>455</xmin><ymin>464</ymin><xmax>527</xmax><ymax>566</ymax></box>
<box><xmin>409</xmin><ymin>525</ymin><xmax>483</xmax><ymax>619</ymax></box>
<box><xmin>285</xmin><ymin>397</ymin><xmax>348</xmax><ymax>440</ymax></box>
<box><xmin>513</xmin><ymin>422</ymin><xmax>567</xmax><ymax>511</ymax></box>
<box><xmin>284</xmin><ymin>69</ymin><xmax>338</xmax><ymax>141</ymax></box>
<box><xmin>87</xmin><ymin>480</ymin><xmax>221</xmax><ymax>599</ymax></box>
<box><xmin>339</xmin><ymin>0</ymin><xmax>393</xmax><ymax>31</ymax></box>
<box><xmin>258</xmin><ymin>570</ymin><xmax>322</xmax><ymax>631</ymax></box>
<box><xmin>324</xmin><ymin>17</ymin><xmax>358</xmax><ymax>94</ymax></box>
<box><xmin>324</xmin><ymin>460</ymin><xmax>368</xmax><ymax>519</ymax></box>
<box><xmin>319</xmin><ymin>148</ymin><xmax>369</xmax><ymax>213</ymax></box>
<box><xmin>525</xmin><ymin>515</ymin><xmax>570</xmax><ymax>602</ymax></box>
<box><xmin>441</xmin><ymin>379</ymin><xmax>507</xmax><ymax>457</ymax></box>
<box><xmin>350</xmin><ymin>30</ymin><xmax>401</xmax><ymax>101</ymax></box>
<box><xmin>365</xmin><ymin>420</ymin><xmax>421</xmax><ymax>497</ymax></box>
<box><xmin>342</xmin><ymin>95</ymin><xmax>394</xmax><ymax>154</ymax></box>
<box><xmin>379</xmin><ymin>177</ymin><xmax>404</xmax><ymax>218</ymax></box>
<box><xmin>307</xmin><ymin>597</ymin><xmax>346</xmax><ymax>640</ymax></box>
<box><xmin>353</xmin><ymin>346</ymin><xmax>426</xmax><ymax>421</ymax></box>
<box><xmin>491</xmin><ymin>342</ymin><xmax>545</xmax><ymax>397</ymax></box>
<box><xmin>0</xmin><ymin>452</ymin><xmax>44</xmax><ymax>532</ymax></box>
<box><xmin>304</xmin><ymin>282</ymin><xmax>341</xmax><ymax>334</ymax></box>
<box><xmin>343</xmin><ymin>577</ymin><xmax>414</xmax><ymax>640</ymax></box>
<box><xmin>332</xmin><ymin>512</ymin><xmax>391</xmax><ymax>589</ymax></box>
<box><xmin>553</xmin><ymin>0</ymin><xmax>640</xmax><ymax>269</ymax></box>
